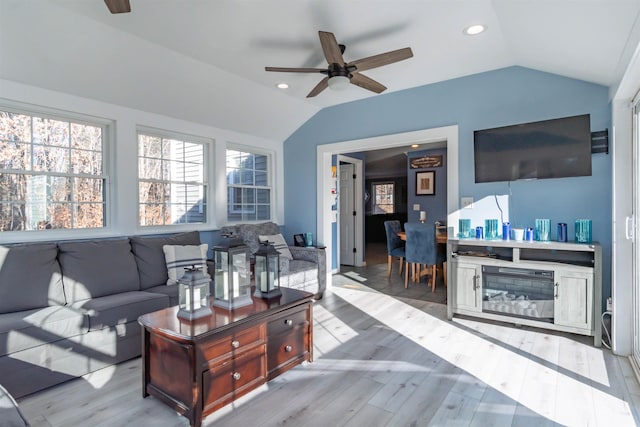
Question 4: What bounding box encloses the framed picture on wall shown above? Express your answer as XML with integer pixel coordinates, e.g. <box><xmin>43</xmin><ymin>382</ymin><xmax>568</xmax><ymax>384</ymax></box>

<box><xmin>416</xmin><ymin>171</ymin><xmax>435</xmax><ymax>195</ymax></box>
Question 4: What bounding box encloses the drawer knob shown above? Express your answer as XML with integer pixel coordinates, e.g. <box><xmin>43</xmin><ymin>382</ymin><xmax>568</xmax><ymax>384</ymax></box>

<box><xmin>285</xmin><ymin>345</ymin><xmax>293</xmax><ymax>352</ymax></box>
<box><xmin>231</xmin><ymin>340</ymin><xmax>240</xmax><ymax>349</ymax></box>
<box><xmin>233</xmin><ymin>372</ymin><xmax>241</xmax><ymax>380</ymax></box>
<box><xmin>285</xmin><ymin>319</ymin><xmax>293</xmax><ymax>326</ymax></box>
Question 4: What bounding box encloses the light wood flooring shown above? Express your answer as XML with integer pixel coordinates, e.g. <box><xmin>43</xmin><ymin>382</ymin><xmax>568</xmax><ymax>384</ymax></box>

<box><xmin>17</xmin><ymin>249</ymin><xmax>640</xmax><ymax>426</ymax></box>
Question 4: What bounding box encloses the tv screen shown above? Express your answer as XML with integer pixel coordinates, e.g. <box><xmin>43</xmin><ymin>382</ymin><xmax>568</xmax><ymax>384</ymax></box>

<box><xmin>474</xmin><ymin>114</ymin><xmax>592</xmax><ymax>183</ymax></box>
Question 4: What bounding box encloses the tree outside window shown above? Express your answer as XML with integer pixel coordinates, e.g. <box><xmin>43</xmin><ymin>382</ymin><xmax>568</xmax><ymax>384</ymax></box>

<box><xmin>373</xmin><ymin>182</ymin><xmax>394</xmax><ymax>214</ymax></box>
<box><xmin>138</xmin><ymin>132</ymin><xmax>206</xmax><ymax>226</ymax></box>
<box><xmin>0</xmin><ymin>110</ymin><xmax>106</xmax><ymax>231</ymax></box>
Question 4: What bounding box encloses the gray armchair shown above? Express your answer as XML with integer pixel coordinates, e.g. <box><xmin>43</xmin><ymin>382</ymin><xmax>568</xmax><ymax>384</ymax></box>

<box><xmin>219</xmin><ymin>222</ymin><xmax>326</xmax><ymax>298</ymax></box>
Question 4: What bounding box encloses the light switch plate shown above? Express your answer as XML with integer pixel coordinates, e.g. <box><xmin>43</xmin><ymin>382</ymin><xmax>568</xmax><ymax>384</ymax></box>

<box><xmin>461</xmin><ymin>197</ymin><xmax>474</xmax><ymax>209</ymax></box>
<box><xmin>413</xmin><ymin>204</ymin><xmax>420</xmax><ymax>211</ymax></box>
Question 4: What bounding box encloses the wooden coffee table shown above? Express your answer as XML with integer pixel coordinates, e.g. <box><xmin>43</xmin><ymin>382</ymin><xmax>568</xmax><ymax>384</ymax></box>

<box><xmin>138</xmin><ymin>287</ymin><xmax>314</xmax><ymax>427</ymax></box>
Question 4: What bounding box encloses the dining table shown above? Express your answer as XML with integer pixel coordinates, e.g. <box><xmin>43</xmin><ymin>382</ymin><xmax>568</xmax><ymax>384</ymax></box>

<box><xmin>397</xmin><ymin>225</ymin><xmax>448</xmax><ymax>244</ymax></box>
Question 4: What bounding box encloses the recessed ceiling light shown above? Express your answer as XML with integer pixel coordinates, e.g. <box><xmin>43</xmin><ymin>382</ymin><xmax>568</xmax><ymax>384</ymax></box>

<box><xmin>463</xmin><ymin>24</ymin><xmax>486</xmax><ymax>36</ymax></box>
<box><xmin>276</xmin><ymin>83</ymin><xmax>289</xmax><ymax>89</ymax></box>
<box><xmin>411</xmin><ymin>144</ymin><xmax>419</xmax><ymax>148</ymax></box>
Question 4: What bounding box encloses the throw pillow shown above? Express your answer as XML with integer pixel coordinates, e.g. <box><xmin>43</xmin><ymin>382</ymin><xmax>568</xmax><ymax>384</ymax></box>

<box><xmin>162</xmin><ymin>244</ymin><xmax>209</xmax><ymax>285</ymax></box>
<box><xmin>258</xmin><ymin>233</ymin><xmax>293</xmax><ymax>260</ymax></box>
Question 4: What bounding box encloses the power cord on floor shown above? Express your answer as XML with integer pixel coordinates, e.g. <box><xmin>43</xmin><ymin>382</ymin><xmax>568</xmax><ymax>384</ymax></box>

<box><xmin>602</xmin><ymin>311</ymin><xmax>612</xmax><ymax>349</ymax></box>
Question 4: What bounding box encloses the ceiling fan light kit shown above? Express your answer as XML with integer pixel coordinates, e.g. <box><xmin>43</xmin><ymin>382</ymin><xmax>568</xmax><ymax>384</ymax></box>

<box><xmin>265</xmin><ymin>31</ymin><xmax>413</xmax><ymax>98</ymax></box>
<box><xmin>328</xmin><ymin>76</ymin><xmax>350</xmax><ymax>90</ymax></box>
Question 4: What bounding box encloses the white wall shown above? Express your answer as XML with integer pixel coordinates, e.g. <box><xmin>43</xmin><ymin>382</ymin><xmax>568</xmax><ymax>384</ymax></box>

<box><xmin>0</xmin><ymin>79</ymin><xmax>284</xmax><ymax>243</ymax></box>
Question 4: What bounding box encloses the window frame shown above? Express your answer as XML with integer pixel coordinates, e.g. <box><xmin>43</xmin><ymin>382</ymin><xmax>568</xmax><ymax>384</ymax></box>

<box><xmin>136</xmin><ymin>126</ymin><xmax>211</xmax><ymax>230</ymax></box>
<box><xmin>225</xmin><ymin>144</ymin><xmax>274</xmax><ymax>225</ymax></box>
<box><xmin>0</xmin><ymin>102</ymin><xmax>112</xmax><ymax>238</ymax></box>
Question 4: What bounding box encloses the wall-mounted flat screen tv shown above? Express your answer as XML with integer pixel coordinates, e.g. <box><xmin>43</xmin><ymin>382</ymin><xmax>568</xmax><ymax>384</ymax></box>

<box><xmin>474</xmin><ymin>114</ymin><xmax>592</xmax><ymax>183</ymax></box>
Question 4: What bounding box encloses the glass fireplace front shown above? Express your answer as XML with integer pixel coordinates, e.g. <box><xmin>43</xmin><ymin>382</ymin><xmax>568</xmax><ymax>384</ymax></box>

<box><xmin>482</xmin><ymin>265</ymin><xmax>555</xmax><ymax>322</ymax></box>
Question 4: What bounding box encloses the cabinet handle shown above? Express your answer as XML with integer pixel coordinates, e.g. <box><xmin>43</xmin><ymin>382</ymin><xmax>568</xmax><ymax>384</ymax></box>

<box><xmin>554</xmin><ymin>282</ymin><xmax>559</xmax><ymax>299</ymax></box>
<box><xmin>231</xmin><ymin>340</ymin><xmax>240</xmax><ymax>349</ymax></box>
<box><xmin>285</xmin><ymin>319</ymin><xmax>293</xmax><ymax>326</ymax></box>
<box><xmin>472</xmin><ymin>274</ymin><xmax>478</xmax><ymax>291</ymax></box>
<box><xmin>233</xmin><ymin>372</ymin><xmax>241</xmax><ymax>380</ymax></box>
<box><xmin>285</xmin><ymin>345</ymin><xmax>292</xmax><ymax>352</ymax></box>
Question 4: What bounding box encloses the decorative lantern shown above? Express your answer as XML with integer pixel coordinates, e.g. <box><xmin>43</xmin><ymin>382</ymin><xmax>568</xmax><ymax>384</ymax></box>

<box><xmin>254</xmin><ymin>241</ymin><xmax>282</xmax><ymax>299</ymax></box>
<box><xmin>177</xmin><ymin>266</ymin><xmax>213</xmax><ymax>320</ymax></box>
<box><xmin>212</xmin><ymin>240</ymin><xmax>252</xmax><ymax>309</ymax></box>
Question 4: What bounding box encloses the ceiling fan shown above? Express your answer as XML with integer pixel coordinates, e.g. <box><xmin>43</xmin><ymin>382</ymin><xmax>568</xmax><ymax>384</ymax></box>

<box><xmin>104</xmin><ymin>0</ymin><xmax>131</xmax><ymax>14</ymax></box>
<box><xmin>266</xmin><ymin>31</ymin><xmax>413</xmax><ymax>98</ymax></box>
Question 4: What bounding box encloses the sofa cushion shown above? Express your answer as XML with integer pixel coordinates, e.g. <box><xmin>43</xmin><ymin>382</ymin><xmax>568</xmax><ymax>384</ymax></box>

<box><xmin>0</xmin><ymin>305</ymin><xmax>88</xmax><ymax>357</ymax></box>
<box><xmin>0</xmin><ymin>243</ymin><xmax>65</xmax><ymax>314</ymax></box>
<box><xmin>145</xmin><ymin>284</ymin><xmax>180</xmax><ymax>307</ymax></box>
<box><xmin>70</xmin><ymin>291</ymin><xmax>169</xmax><ymax>331</ymax></box>
<box><xmin>258</xmin><ymin>233</ymin><xmax>293</xmax><ymax>260</ymax></box>
<box><xmin>130</xmin><ymin>231</ymin><xmax>201</xmax><ymax>289</ymax></box>
<box><xmin>162</xmin><ymin>244</ymin><xmax>209</xmax><ymax>285</ymax></box>
<box><xmin>58</xmin><ymin>239</ymin><xmax>140</xmax><ymax>303</ymax></box>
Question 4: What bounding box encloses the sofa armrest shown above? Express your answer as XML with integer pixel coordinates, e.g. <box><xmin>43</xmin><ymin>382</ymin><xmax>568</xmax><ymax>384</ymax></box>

<box><xmin>288</xmin><ymin>246</ymin><xmax>326</xmax><ymax>297</ymax></box>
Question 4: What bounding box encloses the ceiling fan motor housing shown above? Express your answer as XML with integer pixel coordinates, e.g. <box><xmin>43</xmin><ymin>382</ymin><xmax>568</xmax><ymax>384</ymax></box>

<box><xmin>328</xmin><ymin>63</ymin><xmax>351</xmax><ymax>79</ymax></box>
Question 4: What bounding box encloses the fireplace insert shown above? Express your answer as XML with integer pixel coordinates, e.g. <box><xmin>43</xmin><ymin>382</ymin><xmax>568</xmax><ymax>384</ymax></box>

<box><xmin>482</xmin><ymin>265</ymin><xmax>555</xmax><ymax>322</ymax></box>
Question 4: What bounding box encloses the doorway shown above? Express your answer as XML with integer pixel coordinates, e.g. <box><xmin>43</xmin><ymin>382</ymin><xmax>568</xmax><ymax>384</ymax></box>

<box><xmin>316</xmin><ymin>125</ymin><xmax>459</xmax><ymax>282</ymax></box>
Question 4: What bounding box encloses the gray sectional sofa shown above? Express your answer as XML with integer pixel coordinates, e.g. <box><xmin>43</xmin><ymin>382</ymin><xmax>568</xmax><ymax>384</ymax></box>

<box><xmin>220</xmin><ymin>221</ymin><xmax>326</xmax><ymax>298</ymax></box>
<box><xmin>0</xmin><ymin>231</ymin><xmax>202</xmax><ymax>399</ymax></box>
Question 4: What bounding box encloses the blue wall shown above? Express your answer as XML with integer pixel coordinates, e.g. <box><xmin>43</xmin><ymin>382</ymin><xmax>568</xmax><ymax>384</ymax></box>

<box><xmin>283</xmin><ymin>66</ymin><xmax>612</xmax><ymax>302</ymax></box>
<box><xmin>407</xmin><ymin>147</ymin><xmax>448</xmax><ymax>224</ymax></box>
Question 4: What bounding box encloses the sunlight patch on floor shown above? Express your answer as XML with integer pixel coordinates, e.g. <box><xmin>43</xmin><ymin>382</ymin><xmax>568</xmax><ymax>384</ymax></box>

<box><xmin>83</xmin><ymin>364</ymin><xmax>116</xmax><ymax>389</ymax></box>
<box><xmin>331</xmin><ymin>285</ymin><xmax>635</xmax><ymax>426</ymax></box>
<box><xmin>340</xmin><ymin>271</ymin><xmax>368</xmax><ymax>282</ymax></box>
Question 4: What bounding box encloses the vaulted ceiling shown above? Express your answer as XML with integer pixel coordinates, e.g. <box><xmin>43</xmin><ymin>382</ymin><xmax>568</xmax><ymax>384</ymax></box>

<box><xmin>1</xmin><ymin>0</ymin><xmax>639</xmax><ymax>141</ymax></box>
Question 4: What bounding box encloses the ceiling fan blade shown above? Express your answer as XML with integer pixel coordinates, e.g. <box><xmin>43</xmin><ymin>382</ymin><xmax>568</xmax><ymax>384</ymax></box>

<box><xmin>350</xmin><ymin>73</ymin><xmax>387</xmax><ymax>94</ymax></box>
<box><xmin>318</xmin><ymin>31</ymin><xmax>345</xmax><ymax>65</ymax></box>
<box><xmin>307</xmin><ymin>77</ymin><xmax>329</xmax><ymax>98</ymax></box>
<box><xmin>265</xmin><ymin>67</ymin><xmax>326</xmax><ymax>73</ymax></box>
<box><xmin>348</xmin><ymin>47</ymin><xmax>413</xmax><ymax>73</ymax></box>
<box><xmin>104</xmin><ymin>0</ymin><xmax>131</xmax><ymax>14</ymax></box>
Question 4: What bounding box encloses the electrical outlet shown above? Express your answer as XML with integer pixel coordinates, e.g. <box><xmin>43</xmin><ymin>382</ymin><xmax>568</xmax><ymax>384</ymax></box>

<box><xmin>606</xmin><ymin>297</ymin><xmax>613</xmax><ymax>312</ymax></box>
<box><xmin>413</xmin><ymin>204</ymin><xmax>420</xmax><ymax>211</ymax></box>
<box><xmin>461</xmin><ymin>197</ymin><xmax>474</xmax><ymax>209</ymax></box>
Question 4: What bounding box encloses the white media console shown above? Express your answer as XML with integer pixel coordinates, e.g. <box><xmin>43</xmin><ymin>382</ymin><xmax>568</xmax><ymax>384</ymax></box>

<box><xmin>446</xmin><ymin>238</ymin><xmax>602</xmax><ymax>347</ymax></box>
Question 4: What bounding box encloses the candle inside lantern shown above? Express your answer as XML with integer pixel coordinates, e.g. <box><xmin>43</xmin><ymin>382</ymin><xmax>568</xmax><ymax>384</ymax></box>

<box><xmin>260</xmin><ymin>271</ymin><xmax>267</xmax><ymax>292</ymax></box>
<box><xmin>233</xmin><ymin>271</ymin><xmax>239</xmax><ymax>296</ymax></box>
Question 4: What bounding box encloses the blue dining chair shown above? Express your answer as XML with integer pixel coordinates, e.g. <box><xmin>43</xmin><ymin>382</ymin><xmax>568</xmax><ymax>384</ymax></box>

<box><xmin>404</xmin><ymin>222</ymin><xmax>444</xmax><ymax>291</ymax></box>
<box><xmin>384</xmin><ymin>220</ymin><xmax>405</xmax><ymax>278</ymax></box>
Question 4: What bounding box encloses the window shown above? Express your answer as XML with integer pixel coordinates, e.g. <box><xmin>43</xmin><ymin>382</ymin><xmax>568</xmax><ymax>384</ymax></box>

<box><xmin>372</xmin><ymin>182</ymin><xmax>394</xmax><ymax>214</ymax></box>
<box><xmin>138</xmin><ymin>132</ymin><xmax>206</xmax><ymax>226</ymax></box>
<box><xmin>226</xmin><ymin>149</ymin><xmax>271</xmax><ymax>222</ymax></box>
<box><xmin>0</xmin><ymin>109</ymin><xmax>107</xmax><ymax>231</ymax></box>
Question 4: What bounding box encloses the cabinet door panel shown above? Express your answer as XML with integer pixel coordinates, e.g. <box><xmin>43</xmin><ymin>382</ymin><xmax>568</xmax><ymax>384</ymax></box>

<box><xmin>554</xmin><ymin>269</ymin><xmax>593</xmax><ymax>330</ymax></box>
<box><xmin>453</xmin><ymin>261</ymin><xmax>481</xmax><ymax>312</ymax></box>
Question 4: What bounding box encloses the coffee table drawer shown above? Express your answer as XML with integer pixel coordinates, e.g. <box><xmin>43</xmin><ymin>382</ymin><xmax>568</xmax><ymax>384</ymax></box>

<box><xmin>201</xmin><ymin>324</ymin><xmax>265</xmax><ymax>363</ymax></box>
<box><xmin>267</xmin><ymin>327</ymin><xmax>309</xmax><ymax>377</ymax></box>
<box><xmin>267</xmin><ymin>307</ymin><xmax>309</xmax><ymax>336</ymax></box>
<box><xmin>202</xmin><ymin>344</ymin><xmax>267</xmax><ymax>412</ymax></box>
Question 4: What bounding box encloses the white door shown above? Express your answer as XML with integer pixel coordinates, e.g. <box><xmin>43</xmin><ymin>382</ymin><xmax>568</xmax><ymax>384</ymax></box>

<box><xmin>632</xmin><ymin>102</ymin><xmax>640</xmax><ymax>367</ymax></box>
<box><xmin>339</xmin><ymin>163</ymin><xmax>356</xmax><ymax>266</ymax></box>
